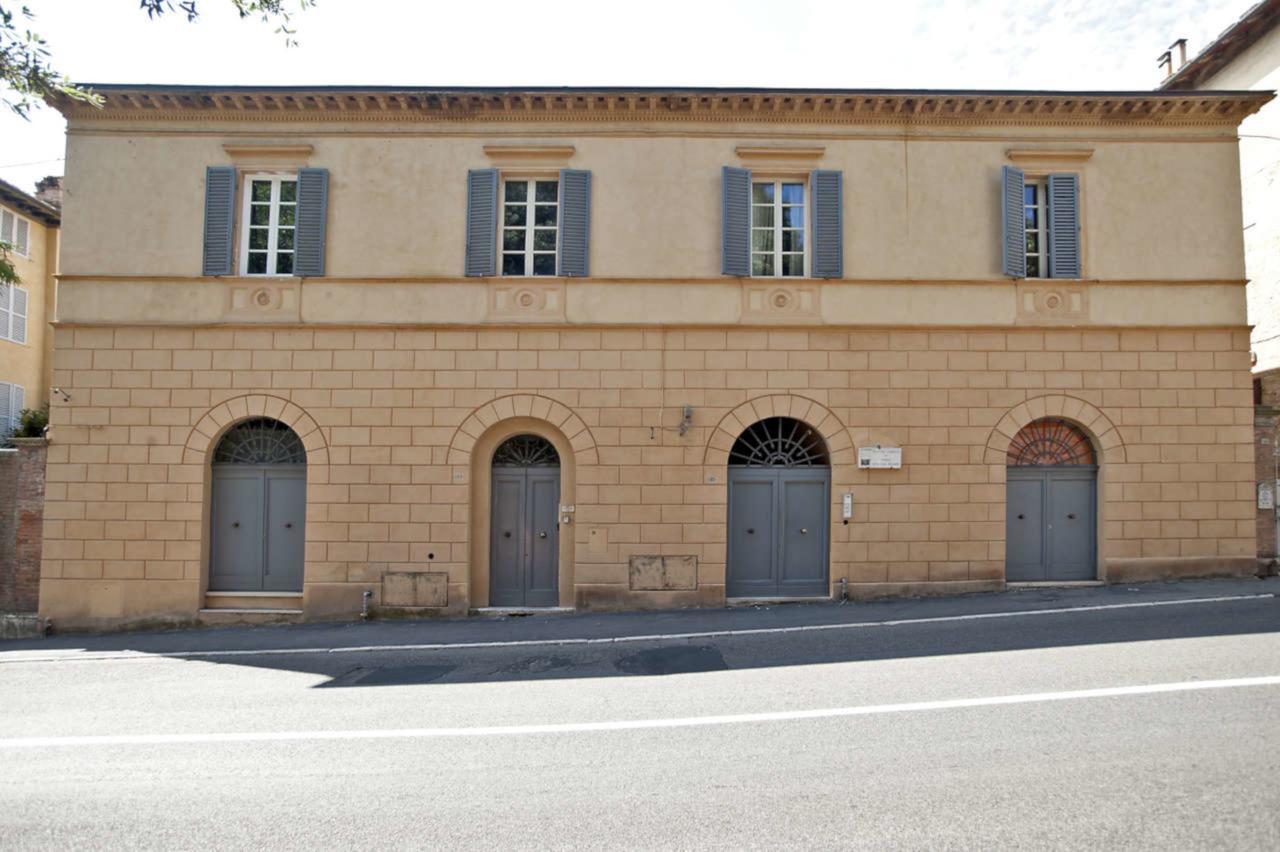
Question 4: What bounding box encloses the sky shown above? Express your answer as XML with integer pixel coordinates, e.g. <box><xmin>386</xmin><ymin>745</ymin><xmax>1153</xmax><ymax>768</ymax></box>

<box><xmin>0</xmin><ymin>0</ymin><xmax>1255</xmax><ymax>194</ymax></box>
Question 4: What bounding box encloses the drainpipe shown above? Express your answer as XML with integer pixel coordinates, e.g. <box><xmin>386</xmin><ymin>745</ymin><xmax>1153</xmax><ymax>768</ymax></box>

<box><xmin>361</xmin><ymin>589</ymin><xmax>372</xmax><ymax>620</ymax></box>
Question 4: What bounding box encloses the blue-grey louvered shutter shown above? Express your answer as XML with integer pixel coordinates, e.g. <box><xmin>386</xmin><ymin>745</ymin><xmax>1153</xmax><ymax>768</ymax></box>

<box><xmin>202</xmin><ymin>166</ymin><xmax>236</xmax><ymax>276</ymax></box>
<box><xmin>810</xmin><ymin>170</ymin><xmax>843</xmax><ymax>278</ymax></box>
<box><xmin>722</xmin><ymin>166</ymin><xmax>751</xmax><ymax>276</ymax></box>
<box><xmin>558</xmin><ymin>169</ymin><xmax>591</xmax><ymax>277</ymax></box>
<box><xmin>465</xmin><ymin>169</ymin><xmax>499</xmax><ymax>277</ymax></box>
<box><xmin>1001</xmin><ymin>165</ymin><xmax>1026</xmax><ymax>278</ymax></box>
<box><xmin>0</xmin><ymin>383</ymin><xmax>10</xmax><ymax>435</ymax></box>
<box><xmin>11</xmin><ymin>385</ymin><xmax>23</xmax><ymax>431</ymax></box>
<box><xmin>1047</xmin><ymin>173</ymin><xmax>1081</xmax><ymax>279</ymax></box>
<box><xmin>294</xmin><ymin>168</ymin><xmax>329</xmax><ymax>277</ymax></box>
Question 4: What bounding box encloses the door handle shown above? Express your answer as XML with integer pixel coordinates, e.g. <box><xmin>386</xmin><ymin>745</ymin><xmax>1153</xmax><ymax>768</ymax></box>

<box><xmin>285</xmin><ymin>522</ymin><xmax>293</xmax><ymax>529</ymax></box>
<box><xmin>539</xmin><ymin>531</ymin><xmax>548</xmax><ymax>539</ymax></box>
<box><xmin>746</xmin><ymin>528</ymin><xmax>755</xmax><ymax>535</ymax></box>
<box><xmin>800</xmin><ymin>528</ymin><xmax>808</xmax><ymax>535</ymax></box>
<box><xmin>503</xmin><ymin>531</ymin><xmax>511</xmax><ymax>538</ymax></box>
<box><xmin>1067</xmin><ymin>514</ymin><xmax>1077</xmax><ymax>520</ymax></box>
<box><xmin>1017</xmin><ymin>514</ymin><xmax>1025</xmax><ymax>520</ymax></box>
<box><xmin>232</xmin><ymin>522</ymin><xmax>240</xmax><ymax>528</ymax></box>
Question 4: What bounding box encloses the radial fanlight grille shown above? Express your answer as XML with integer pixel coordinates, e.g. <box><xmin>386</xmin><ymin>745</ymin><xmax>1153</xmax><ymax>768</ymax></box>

<box><xmin>493</xmin><ymin>434</ymin><xmax>560</xmax><ymax>467</ymax></box>
<box><xmin>213</xmin><ymin>418</ymin><xmax>307</xmax><ymax>465</ymax></box>
<box><xmin>1007</xmin><ymin>418</ymin><xmax>1096</xmax><ymax>466</ymax></box>
<box><xmin>729</xmin><ymin>417</ymin><xmax>830</xmax><ymax>468</ymax></box>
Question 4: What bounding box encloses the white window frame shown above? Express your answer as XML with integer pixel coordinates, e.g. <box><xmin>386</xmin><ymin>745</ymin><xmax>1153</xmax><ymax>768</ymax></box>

<box><xmin>0</xmin><ymin>284</ymin><xmax>27</xmax><ymax>345</ymax></box>
<box><xmin>239</xmin><ymin>173</ymin><xmax>298</xmax><ymax>277</ymax></box>
<box><xmin>501</xmin><ymin>177</ymin><xmax>559</xmax><ymax>277</ymax></box>
<box><xmin>1023</xmin><ymin>178</ymin><xmax>1049</xmax><ymax>279</ymax></box>
<box><xmin>1</xmin><ymin>206</ymin><xmax>30</xmax><ymax>257</ymax></box>
<box><xmin>751</xmin><ymin>178</ymin><xmax>807</xmax><ymax>278</ymax></box>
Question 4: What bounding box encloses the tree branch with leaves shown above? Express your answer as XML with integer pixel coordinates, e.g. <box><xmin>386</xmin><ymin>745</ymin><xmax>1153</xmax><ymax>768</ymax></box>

<box><xmin>0</xmin><ymin>1</ymin><xmax>313</xmax><ymax>118</ymax></box>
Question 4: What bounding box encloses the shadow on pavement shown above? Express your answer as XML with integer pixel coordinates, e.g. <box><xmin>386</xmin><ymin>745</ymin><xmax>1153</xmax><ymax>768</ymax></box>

<box><xmin>5</xmin><ymin>579</ymin><xmax>1279</xmax><ymax>688</ymax></box>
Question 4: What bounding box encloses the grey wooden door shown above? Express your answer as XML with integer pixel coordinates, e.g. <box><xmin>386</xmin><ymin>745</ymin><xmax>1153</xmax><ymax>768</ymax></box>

<box><xmin>210</xmin><ymin>466</ymin><xmax>306</xmax><ymax>592</ymax></box>
<box><xmin>263</xmin><ymin>469</ymin><xmax>306</xmax><ymax>592</ymax></box>
<box><xmin>490</xmin><ymin>467</ymin><xmax>561</xmax><ymax>607</ymax></box>
<box><xmin>210</xmin><ymin>468</ymin><xmax>265</xmax><ymax>592</ymax></box>
<box><xmin>1005</xmin><ymin>467</ymin><xmax>1096</xmax><ymax>581</ymax></box>
<box><xmin>727</xmin><ymin>467</ymin><xmax>830</xmax><ymax>597</ymax></box>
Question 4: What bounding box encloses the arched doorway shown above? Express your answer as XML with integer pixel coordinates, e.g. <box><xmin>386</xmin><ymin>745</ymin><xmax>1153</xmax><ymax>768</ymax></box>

<box><xmin>490</xmin><ymin>434</ymin><xmax>561</xmax><ymax>607</ymax></box>
<box><xmin>726</xmin><ymin>417</ymin><xmax>831</xmax><ymax>597</ymax></box>
<box><xmin>1005</xmin><ymin>418</ymin><xmax>1098</xmax><ymax>582</ymax></box>
<box><xmin>209</xmin><ymin>418</ymin><xmax>307</xmax><ymax>592</ymax></box>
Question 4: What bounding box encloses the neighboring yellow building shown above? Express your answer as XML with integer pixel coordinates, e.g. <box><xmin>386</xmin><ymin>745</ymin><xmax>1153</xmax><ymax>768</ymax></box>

<box><xmin>41</xmin><ymin>85</ymin><xmax>1272</xmax><ymax>629</ymax></box>
<box><xmin>1163</xmin><ymin>0</ymin><xmax>1280</xmax><ymax>566</ymax></box>
<box><xmin>0</xmin><ymin>177</ymin><xmax>60</xmax><ymax>436</ymax></box>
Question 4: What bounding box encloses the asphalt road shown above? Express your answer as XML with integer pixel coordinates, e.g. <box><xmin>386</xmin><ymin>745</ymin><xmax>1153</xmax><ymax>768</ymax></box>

<box><xmin>2</xmin><ymin>580</ymin><xmax>1279</xmax><ymax>849</ymax></box>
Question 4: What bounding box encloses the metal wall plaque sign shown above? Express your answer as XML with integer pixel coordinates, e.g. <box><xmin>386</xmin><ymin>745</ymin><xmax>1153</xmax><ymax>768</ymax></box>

<box><xmin>857</xmin><ymin>447</ymin><xmax>902</xmax><ymax>469</ymax></box>
<box><xmin>1259</xmin><ymin>482</ymin><xmax>1274</xmax><ymax>511</ymax></box>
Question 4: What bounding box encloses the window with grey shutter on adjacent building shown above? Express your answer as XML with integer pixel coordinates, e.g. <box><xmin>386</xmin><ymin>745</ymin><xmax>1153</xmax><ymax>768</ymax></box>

<box><xmin>1</xmin><ymin>207</ymin><xmax>30</xmax><ymax>257</ymax></box>
<box><xmin>722</xmin><ymin>166</ymin><xmax>843</xmax><ymax>279</ymax></box>
<box><xmin>0</xmin><ymin>284</ymin><xmax>27</xmax><ymax>345</ymax></box>
<box><xmin>466</xmin><ymin>168</ymin><xmax>592</xmax><ymax>278</ymax></box>
<box><xmin>1002</xmin><ymin>166</ymin><xmax>1081</xmax><ymax>279</ymax></box>
<box><xmin>202</xmin><ymin>165</ymin><xmax>329</xmax><ymax>278</ymax></box>
<box><xmin>0</xmin><ymin>381</ymin><xmax>23</xmax><ymax>437</ymax></box>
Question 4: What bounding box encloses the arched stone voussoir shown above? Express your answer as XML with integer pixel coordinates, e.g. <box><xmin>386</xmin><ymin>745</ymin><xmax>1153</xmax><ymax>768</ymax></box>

<box><xmin>184</xmin><ymin>394</ymin><xmax>328</xmax><ymax>465</ymax></box>
<box><xmin>984</xmin><ymin>394</ymin><xmax>1126</xmax><ymax>464</ymax></box>
<box><xmin>704</xmin><ymin>394</ymin><xmax>849</xmax><ymax>467</ymax></box>
<box><xmin>448</xmin><ymin>394</ymin><xmax>599</xmax><ymax>464</ymax></box>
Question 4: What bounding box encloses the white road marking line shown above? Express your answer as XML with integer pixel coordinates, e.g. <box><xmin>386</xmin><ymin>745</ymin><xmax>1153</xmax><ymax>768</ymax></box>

<box><xmin>3</xmin><ymin>675</ymin><xmax>1277</xmax><ymax>749</ymax></box>
<box><xmin>1</xmin><ymin>593</ymin><xmax>1273</xmax><ymax>665</ymax></box>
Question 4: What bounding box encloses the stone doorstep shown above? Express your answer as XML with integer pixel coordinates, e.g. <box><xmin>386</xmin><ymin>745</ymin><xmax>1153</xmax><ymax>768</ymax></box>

<box><xmin>197</xmin><ymin>608</ymin><xmax>304</xmax><ymax>627</ymax></box>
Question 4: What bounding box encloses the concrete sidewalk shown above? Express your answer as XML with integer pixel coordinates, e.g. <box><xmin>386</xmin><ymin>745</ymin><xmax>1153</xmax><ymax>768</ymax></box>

<box><xmin>2</xmin><ymin>576</ymin><xmax>1276</xmax><ymax>657</ymax></box>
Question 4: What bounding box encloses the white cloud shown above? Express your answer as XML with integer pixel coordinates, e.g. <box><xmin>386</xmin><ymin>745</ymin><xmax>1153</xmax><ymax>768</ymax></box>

<box><xmin>0</xmin><ymin>0</ymin><xmax>1255</xmax><ymax>192</ymax></box>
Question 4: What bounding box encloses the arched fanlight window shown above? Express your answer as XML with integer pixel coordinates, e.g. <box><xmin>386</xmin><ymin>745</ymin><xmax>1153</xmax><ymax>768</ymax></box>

<box><xmin>1007</xmin><ymin>418</ymin><xmax>1096</xmax><ymax>466</ymax></box>
<box><xmin>729</xmin><ymin>417</ymin><xmax>830</xmax><ymax>468</ymax></box>
<box><xmin>493</xmin><ymin>434</ymin><xmax>560</xmax><ymax>467</ymax></box>
<box><xmin>213</xmin><ymin>418</ymin><xmax>307</xmax><ymax>465</ymax></box>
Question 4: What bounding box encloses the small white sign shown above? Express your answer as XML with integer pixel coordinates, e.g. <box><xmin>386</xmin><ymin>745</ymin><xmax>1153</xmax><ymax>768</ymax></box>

<box><xmin>857</xmin><ymin>447</ymin><xmax>902</xmax><ymax>469</ymax></box>
<box><xmin>1259</xmin><ymin>482</ymin><xmax>1274</xmax><ymax>510</ymax></box>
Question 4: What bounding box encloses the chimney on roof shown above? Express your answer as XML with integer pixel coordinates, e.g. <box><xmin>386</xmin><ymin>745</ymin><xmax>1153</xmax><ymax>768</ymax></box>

<box><xmin>35</xmin><ymin>175</ymin><xmax>62</xmax><ymax>210</ymax></box>
<box><xmin>1160</xmin><ymin>38</ymin><xmax>1190</xmax><ymax>82</ymax></box>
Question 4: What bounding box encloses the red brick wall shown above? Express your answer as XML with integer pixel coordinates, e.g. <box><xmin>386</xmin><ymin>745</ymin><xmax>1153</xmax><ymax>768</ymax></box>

<box><xmin>1254</xmin><ymin>411</ymin><xmax>1278</xmax><ymax>567</ymax></box>
<box><xmin>1</xmin><ymin>441</ymin><xmax>47</xmax><ymax>613</ymax></box>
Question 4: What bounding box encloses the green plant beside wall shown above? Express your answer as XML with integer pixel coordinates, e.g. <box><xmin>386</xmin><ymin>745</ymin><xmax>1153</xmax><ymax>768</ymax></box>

<box><xmin>6</xmin><ymin>405</ymin><xmax>49</xmax><ymax>442</ymax></box>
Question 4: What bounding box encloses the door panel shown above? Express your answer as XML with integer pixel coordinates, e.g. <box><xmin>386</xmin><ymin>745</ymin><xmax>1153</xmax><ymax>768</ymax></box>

<box><xmin>727</xmin><ymin>472</ymin><xmax>777</xmax><ymax>596</ymax></box>
<box><xmin>525</xmin><ymin>471</ymin><xmax>560</xmax><ymax>607</ymax></box>
<box><xmin>490</xmin><ymin>472</ymin><xmax>526</xmax><ymax>607</ymax></box>
<box><xmin>209</xmin><ymin>469</ymin><xmax>265</xmax><ymax>592</ymax></box>
<box><xmin>779</xmin><ymin>472</ymin><xmax>829</xmax><ymax>595</ymax></box>
<box><xmin>1005</xmin><ymin>473</ymin><xmax>1046</xmax><ymax>581</ymax></box>
<box><xmin>1047</xmin><ymin>472</ymin><xmax>1096</xmax><ymax>580</ymax></box>
<box><xmin>264</xmin><ymin>470</ymin><xmax>306</xmax><ymax>592</ymax></box>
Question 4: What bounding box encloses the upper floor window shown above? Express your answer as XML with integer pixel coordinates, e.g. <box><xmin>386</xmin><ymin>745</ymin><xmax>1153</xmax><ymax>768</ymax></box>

<box><xmin>502</xmin><ymin>179</ymin><xmax>558</xmax><ymax>276</ymax></box>
<box><xmin>1024</xmin><ymin>180</ymin><xmax>1048</xmax><ymax>279</ymax></box>
<box><xmin>0</xmin><ymin>284</ymin><xmax>28</xmax><ymax>345</ymax></box>
<box><xmin>752</xmin><ymin>181</ymin><xmax>806</xmax><ymax>277</ymax></box>
<box><xmin>1001</xmin><ymin>166</ymin><xmax>1080</xmax><ymax>280</ymax></box>
<box><xmin>0</xmin><ymin>207</ymin><xmax>30</xmax><ymax>257</ymax></box>
<box><xmin>240</xmin><ymin>175</ymin><xmax>298</xmax><ymax>276</ymax></box>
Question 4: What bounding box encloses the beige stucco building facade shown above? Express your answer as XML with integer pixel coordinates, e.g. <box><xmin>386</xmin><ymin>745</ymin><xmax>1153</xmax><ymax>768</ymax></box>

<box><xmin>40</xmin><ymin>85</ymin><xmax>1271</xmax><ymax>629</ymax></box>
<box><xmin>0</xmin><ymin>178</ymin><xmax>60</xmax><ymax>434</ymax></box>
